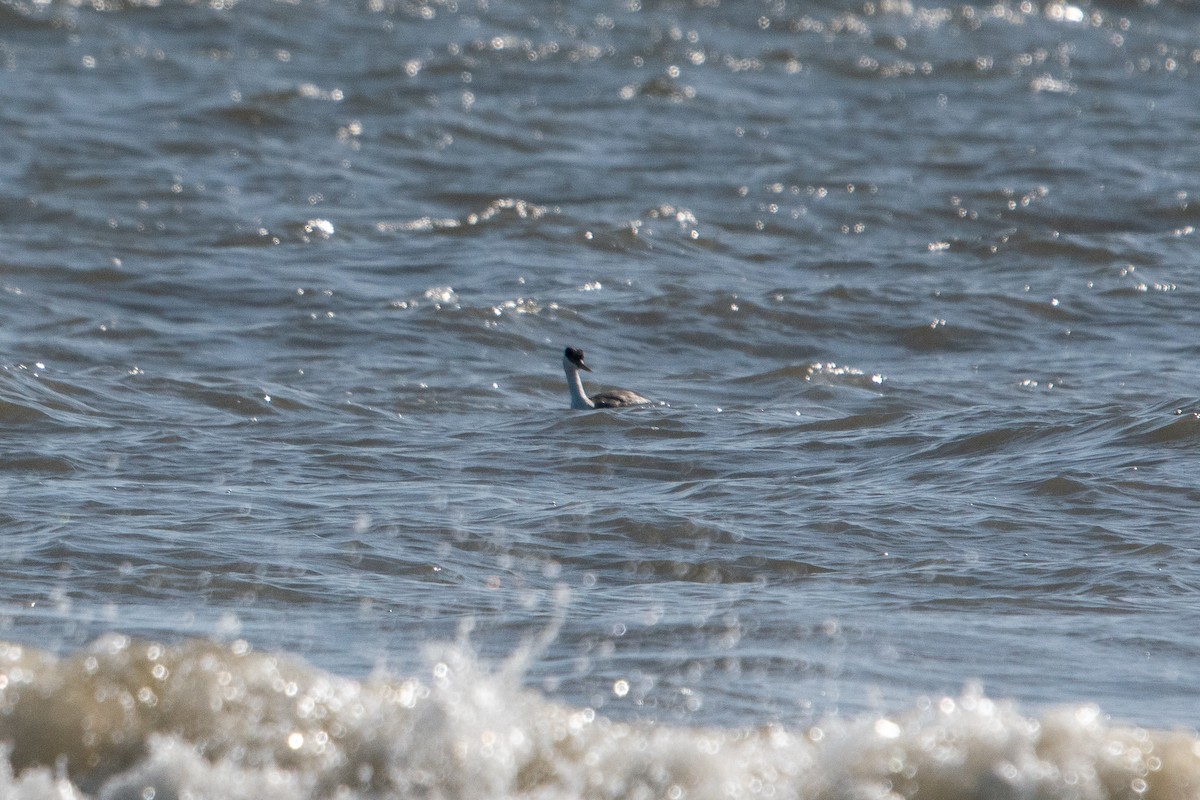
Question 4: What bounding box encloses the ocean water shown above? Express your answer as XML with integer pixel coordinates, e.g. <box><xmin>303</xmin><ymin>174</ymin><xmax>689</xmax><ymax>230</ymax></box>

<box><xmin>2</xmin><ymin>0</ymin><xmax>1200</xmax><ymax>797</ymax></box>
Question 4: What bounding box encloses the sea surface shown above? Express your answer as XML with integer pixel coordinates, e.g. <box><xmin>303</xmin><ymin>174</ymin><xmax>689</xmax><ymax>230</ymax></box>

<box><xmin>1</xmin><ymin>0</ymin><xmax>1199</xmax><ymax>797</ymax></box>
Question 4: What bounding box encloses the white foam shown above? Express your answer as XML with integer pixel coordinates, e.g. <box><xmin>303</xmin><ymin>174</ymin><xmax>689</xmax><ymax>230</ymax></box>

<box><xmin>0</xmin><ymin>637</ymin><xmax>1195</xmax><ymax>800</ymax></box>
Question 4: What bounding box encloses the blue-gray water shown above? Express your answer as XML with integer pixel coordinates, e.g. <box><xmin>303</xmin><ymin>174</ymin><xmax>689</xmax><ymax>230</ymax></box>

<box><xmin>1</xmin><ymin>1</ymin><xmax>1199</xmax><ymax>797</ymax></box>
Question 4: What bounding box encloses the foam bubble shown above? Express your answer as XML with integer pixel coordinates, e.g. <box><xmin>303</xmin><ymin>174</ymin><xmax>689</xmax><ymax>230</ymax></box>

<box><xmin>0</xmin><ymin>637</ymin><xmax>1196</xmax><ymax>800</ymax></box>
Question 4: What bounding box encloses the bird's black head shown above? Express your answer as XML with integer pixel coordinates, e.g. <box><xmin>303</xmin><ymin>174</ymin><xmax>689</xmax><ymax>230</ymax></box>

<box><xmin>564</xmin><ymin>347</ymin><xmax>591</xmax><ymax>371</ymax></box>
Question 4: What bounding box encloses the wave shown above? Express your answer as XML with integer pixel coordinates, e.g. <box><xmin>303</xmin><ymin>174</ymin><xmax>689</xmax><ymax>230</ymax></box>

<box><xmin>0</xmin><ymin>636</ymin><xmax>1195</xmax><ymax>799</ymax></box>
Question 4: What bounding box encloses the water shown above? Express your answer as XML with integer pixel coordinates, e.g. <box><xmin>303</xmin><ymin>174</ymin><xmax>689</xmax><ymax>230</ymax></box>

<box><xmin>2</xmin><ymin>0</ymin><xmax>1199</xmax><ymax>796</ymax></box>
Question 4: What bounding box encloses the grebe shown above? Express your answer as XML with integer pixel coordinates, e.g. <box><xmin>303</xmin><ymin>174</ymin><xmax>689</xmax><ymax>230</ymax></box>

<box><xmin>562</xmin><ymin>347</ymin><xmax>650</xmax><ymax>409</ymax></box>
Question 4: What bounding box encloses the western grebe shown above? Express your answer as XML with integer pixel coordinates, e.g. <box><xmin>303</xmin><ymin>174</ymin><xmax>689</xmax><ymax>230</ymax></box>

<box><xmin>562</xmin><ymin>347</ymin><xmax>650</xmax><ymax>409</ymax></box>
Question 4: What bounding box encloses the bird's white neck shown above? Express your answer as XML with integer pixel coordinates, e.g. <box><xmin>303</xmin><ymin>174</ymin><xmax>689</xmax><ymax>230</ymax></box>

<box><xmin>564</xmin><ymin>364</ymin><xmax>595</xmax><ymax>409</ymax></box>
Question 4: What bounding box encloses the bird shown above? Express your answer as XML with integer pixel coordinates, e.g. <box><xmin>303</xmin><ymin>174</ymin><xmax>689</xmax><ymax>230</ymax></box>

<box><xmin>562</xmin><ymin>347</ymin><xmax>650</xmax><ymax>409</ymax></box>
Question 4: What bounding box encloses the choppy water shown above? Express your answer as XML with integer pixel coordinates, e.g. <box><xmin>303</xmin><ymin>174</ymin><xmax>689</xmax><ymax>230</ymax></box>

<box><xmin>2</xmin><ymin>0</ymin><xmax>1200</xmax><ymax>797</ymax></box>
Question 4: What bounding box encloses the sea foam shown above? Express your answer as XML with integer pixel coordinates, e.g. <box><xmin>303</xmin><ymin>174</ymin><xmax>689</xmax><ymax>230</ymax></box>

<box><xmin>0</xmin><ymin>636</ymin><xmax>1195</xmax><ymax>800</ymax></box>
